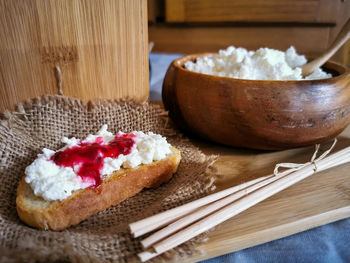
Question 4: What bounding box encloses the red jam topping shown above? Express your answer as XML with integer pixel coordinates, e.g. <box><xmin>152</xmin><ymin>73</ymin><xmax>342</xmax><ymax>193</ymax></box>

<box><xmin>51</xmin><ymin>133</ymin><xmax>135</xmax><ymax>187</ymax></box>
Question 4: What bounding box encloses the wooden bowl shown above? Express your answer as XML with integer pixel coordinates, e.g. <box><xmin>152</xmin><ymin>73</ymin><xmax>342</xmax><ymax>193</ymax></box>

<box><xmin>162</xmin><ymin>53</ymin><xmax>350</xmax><ymax>150</ymax></box>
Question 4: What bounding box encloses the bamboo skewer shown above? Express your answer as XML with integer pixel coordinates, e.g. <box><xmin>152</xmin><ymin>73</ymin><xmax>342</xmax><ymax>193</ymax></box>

<box><xmin>134</xmin><ymin>142</ymin><xmax>350</xmax><ymax>262</ymax></box>
<box><xmin>130</xmin><ymin>175</ymin><xmax>271</xmax><ymax>237</ymax></box>
<box><xmin>141</xmin><ymin>171</ymin><xmax>287</xmax><ymax>248</ymax></box>
<box><xmin>154</xmin><ymin>154</ymin><xmax>350</xmax><ymax>254</ymax></box>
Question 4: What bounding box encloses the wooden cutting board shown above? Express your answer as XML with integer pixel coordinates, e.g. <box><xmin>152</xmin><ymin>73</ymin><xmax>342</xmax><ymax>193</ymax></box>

<box><xmin>180</xmin><ymin>126</ymin><xmax>350</xmax><ymax>262</ymax></box>
<box><xmin>0</xmin><ymin>0</ymin><xmax>148</xmax><ymax>112</ymax></box>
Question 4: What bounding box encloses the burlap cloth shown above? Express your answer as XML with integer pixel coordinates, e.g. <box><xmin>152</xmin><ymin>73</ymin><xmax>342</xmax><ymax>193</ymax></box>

<box><xmin>0</xmin><ymin>95</ymin><xmax>217</xmax><ymax>263</ymax></box>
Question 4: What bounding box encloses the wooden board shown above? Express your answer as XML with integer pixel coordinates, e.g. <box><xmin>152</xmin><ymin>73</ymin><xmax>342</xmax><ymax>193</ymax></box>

<box><xmin>179</xmin><ymin>126</ymin><xmax>350</xmax><ymax>262</ymax></box>
<box><xmin>0</xmin><ymin>0</ymin><xmax>149</xmax><ymax>112</ymax></box>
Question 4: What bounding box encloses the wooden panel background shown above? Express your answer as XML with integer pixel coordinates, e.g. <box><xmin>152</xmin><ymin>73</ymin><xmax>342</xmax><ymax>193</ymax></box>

<box><xmin>149</xmin><ymin>26</ymin><xmax>330</xmax><ymax>56</ymax></box>
<box><xmin>0</xmin><ymin>0</ymin><xmax>149</xmax><ymax>112</ymax></box>
<box><xmin>165</xmin><ymin>0</ymin><xmax>337</xmax><ymax>23</ymax></box>
<box><xmin>150</xmin><ymin>0</ymin><xmax>350</xmax><ymax>65</ymax></box>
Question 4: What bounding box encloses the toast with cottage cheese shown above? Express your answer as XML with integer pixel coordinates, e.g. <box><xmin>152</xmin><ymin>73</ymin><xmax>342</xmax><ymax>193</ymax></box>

<box><xmin>16</xmin><ymin>126</ymin><xmax>181</xmax><ymax>231</ymax></box>
<box><xmin>16</xmin><ymin>146</ymin><xmax>180</xmax><ymax>231</ymax></box>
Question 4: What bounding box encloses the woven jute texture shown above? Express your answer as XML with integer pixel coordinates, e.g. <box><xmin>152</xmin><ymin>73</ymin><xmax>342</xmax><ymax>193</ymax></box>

<box><xmin>0</xmin><ymin>95</ymin><xmax>216</xmax><ymax>263</ymax></box>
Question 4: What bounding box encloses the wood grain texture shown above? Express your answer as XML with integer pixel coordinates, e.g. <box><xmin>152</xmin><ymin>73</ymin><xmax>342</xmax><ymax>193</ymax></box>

<box><xmin>178</xmin><ymin>126</ymin><xmax>350</xmax><ymax>262</ymax></box>
<box><xmin>0</xmin><ymin>0</ymin><xmax>149</xmax><ymax>112</ymax></box>
<box><xmin>163</xmin><ymin>54</ymin><xmax>350</xmax><ymax>150</ymax></box>
<box><xmin>165</xmin><ymin>0</ymin><xmax>338</xmax><ymax>23</ymax></box>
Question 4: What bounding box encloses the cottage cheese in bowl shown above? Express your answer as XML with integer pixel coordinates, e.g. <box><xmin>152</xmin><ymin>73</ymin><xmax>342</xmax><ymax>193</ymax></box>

<box><xmin>184</xmin><ymin>46</ymin><xmax>332</xmax><ymax>81</ymax></box>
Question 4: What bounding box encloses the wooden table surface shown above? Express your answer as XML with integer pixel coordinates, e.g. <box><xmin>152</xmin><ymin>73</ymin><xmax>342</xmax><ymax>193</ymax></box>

<box><xmin>176</xmin><ymin>125</ymin><xmax>350</xmax><ymax>262</ymax></box>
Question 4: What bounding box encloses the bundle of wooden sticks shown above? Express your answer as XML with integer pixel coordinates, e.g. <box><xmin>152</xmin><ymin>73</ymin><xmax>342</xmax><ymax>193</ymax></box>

<box><xmin>129</xmin><ymin>140</ymin><xmax>350</xmax><ymax>262</ymax></box>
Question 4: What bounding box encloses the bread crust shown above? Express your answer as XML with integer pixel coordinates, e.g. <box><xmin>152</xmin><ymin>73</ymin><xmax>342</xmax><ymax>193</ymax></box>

<box><xmin>16</xmin><ymin>147</ymin><xmax>181</xmax><ymax>230</ymax></box>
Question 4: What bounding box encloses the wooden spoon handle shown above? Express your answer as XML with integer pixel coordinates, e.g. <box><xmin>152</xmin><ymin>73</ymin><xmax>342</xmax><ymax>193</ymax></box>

<box><xmin>302</xmin><ymin>18</ymin><xmax>350</xmax><ymax>77</ymax></box>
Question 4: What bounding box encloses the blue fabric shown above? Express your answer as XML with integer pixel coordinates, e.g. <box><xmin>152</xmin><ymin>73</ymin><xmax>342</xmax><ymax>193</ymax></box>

<box><xmin>202</xmin><ymin>218</ymin><xmax>350</xmax><ymax>263</ymax></box>
<box><xmin>149</xmin><ymin>53</ymin><xmax>183</xmax><ymax>101</ymax></box>
<box><xmin>149</xmin><ymin>53</ymin><xmax>350</xmax><ymax>263</ymax></box>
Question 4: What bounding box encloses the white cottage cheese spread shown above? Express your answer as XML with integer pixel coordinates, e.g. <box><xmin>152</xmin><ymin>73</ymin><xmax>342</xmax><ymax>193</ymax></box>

<box><xmin>25</xmin><ymin>125</ymin><xmax>173</xmax><ymax>201</ymax></box>
<box><xmin>184</xmin><ymin>46</ymin><xmax>332</xmax><ymax>81</ymax></box>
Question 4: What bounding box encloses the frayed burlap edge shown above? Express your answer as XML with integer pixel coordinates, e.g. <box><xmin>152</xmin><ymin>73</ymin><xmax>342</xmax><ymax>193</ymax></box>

<box><xmin>0</xmin><ymin>95</ymin><xmax>218</xmax><ymax>263</ymax></box>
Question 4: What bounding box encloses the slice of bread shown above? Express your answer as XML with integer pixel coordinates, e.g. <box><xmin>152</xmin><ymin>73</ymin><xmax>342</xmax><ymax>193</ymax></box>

<box><xmin>16</xmin><ymin>147</ymin><xmax>181</xmax><ymax>231</ymax></box>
